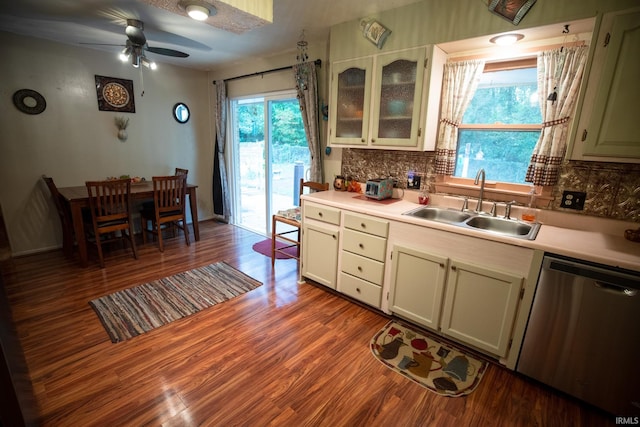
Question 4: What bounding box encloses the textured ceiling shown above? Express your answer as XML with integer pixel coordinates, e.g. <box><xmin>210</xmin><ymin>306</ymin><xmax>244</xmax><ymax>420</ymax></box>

<box><xmin>0</xmin><ymin>0</ymin><xmax>424</xmax><ymax>71</ymax></box>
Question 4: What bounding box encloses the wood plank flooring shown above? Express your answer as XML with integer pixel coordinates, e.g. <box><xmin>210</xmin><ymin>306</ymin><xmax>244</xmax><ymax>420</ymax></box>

<box><xmin>1</xmin><ymin>221</ymin><xmax>613</xmax><ymax>426</ymax></box>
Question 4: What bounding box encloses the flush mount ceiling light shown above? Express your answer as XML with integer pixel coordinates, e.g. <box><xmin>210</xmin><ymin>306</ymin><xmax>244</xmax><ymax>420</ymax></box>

<box><xmin>177</xmin><ymin>1</ymin><xmax>217</xmax><ymax>21</ymax></box>
<box><xmin>186</xmin><ymin>4</ymin><xmax>209</xmax><ymax>20</ymax></box>
<box><xmin>490</xmin><ymin>33</ymin><xmax>525</xmax><ymax>45</ymax></box>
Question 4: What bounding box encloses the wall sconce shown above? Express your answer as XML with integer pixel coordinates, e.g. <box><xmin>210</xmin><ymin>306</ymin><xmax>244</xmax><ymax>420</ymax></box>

<box><xmin>360</xmin><ymin>18</ymin><xmax>392</xmax><ymax>49</ymax></box>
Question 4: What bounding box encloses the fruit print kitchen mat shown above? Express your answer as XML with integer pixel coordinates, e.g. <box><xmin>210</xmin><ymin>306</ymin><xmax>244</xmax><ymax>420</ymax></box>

<box><xmin>371</xmin><ymin>320</ymin><xmax>488</xmax><ymax>397</ymax></box>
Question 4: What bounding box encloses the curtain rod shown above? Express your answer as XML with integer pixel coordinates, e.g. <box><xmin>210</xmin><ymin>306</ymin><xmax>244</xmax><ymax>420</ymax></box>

<box><xmin>213</xmin><ymin>59</ymin><xmax>321</xmax><ymax>84</ymax></box>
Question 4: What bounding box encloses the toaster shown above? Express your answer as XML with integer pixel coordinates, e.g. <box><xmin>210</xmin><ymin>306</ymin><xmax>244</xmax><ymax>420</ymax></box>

<box><xmin>365</xmin><ymin>178</ymin><xmax>394</xmax><ymax>200</ymax></box>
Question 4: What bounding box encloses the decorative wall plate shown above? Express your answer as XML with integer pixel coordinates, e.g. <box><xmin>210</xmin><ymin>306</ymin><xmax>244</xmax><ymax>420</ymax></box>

<box><xmin>13</xmin><ymin>89</ymin><xmax>47</xmax><ymax>115</ymax></box>
<box><xmin>95</xmin><ymin>75</ymin><xmax>135</xmax><ymax>113</ymax></box>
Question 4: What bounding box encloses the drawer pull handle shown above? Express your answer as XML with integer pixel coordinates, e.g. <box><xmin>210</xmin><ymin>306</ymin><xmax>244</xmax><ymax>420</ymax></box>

<box><xmin>359</xmin><ymin>243</ymin><xmax>364</xmax><ymax>249</ymax></box>
<box><xmin>439</xmin><ymin>263</ymin><xmax>445</xmax><ymax>268</ymax></box>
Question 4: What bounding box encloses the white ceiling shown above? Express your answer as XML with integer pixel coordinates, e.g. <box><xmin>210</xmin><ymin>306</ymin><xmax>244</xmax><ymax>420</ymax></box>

<box><xmin>0</xmin><ymin>0</ymin><xmax>425</xmax><ymax>71</ymax></box>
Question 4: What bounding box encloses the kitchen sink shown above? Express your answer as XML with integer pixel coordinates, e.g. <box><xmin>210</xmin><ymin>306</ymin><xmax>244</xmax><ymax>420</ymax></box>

<box><xmin>403</xmin><ymin>206</ymin><xmax>472</xmax><ymax>224</ymax></box>
<box><xmin>402</xmin><ymin>206</ymin><xmax>540</xmax><ymax>240</ymax></box>
<box><xmin>465</xmin><ymin>215</ymin><xmax>540</xmax><ymax>240</ymax></box>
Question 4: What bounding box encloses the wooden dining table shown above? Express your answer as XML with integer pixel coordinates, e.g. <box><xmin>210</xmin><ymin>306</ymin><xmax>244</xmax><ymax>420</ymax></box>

<box><xmin>57</xmin><ymin>181</ymin><xmax>200</xmax><ymax>267</ymax></box>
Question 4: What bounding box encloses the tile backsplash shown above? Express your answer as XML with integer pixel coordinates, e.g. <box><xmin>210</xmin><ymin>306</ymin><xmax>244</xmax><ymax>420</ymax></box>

<box><xmin>340</xmin><ymin>148</ymin><xmax>640</xmax><ymax>222</ymax></box>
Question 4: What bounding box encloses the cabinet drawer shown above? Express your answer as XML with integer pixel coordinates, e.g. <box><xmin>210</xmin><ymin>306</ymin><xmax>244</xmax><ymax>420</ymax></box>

<box><xmin>342</xmin><ymin>228</ymin><xmax>387</xmax><ymax>262</ymax></box>
<box><xmin>340</xmin><ymin>272</ymin><xmax>382</xmax><ymax>308</ymax></box>
<box><xmin>344</xmin><ymin>212</ymin><xmax>388</xmax><ymax>238</ymax></box>
<box><xmin>341</xmin><ymin>251</ymin><xmax>385</xmax><ymax>285</ymax></box>
<box><xmin>303</xmin><ymin>203</ymin><xmax>341</xmax><ymax>225</ymax></box>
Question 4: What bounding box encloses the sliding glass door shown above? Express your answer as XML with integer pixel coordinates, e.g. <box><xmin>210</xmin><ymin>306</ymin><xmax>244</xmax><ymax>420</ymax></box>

<box><xmin>230</xmin><ymin>91</ymin><xmax>310</xmax><ymax>235</ymax></box>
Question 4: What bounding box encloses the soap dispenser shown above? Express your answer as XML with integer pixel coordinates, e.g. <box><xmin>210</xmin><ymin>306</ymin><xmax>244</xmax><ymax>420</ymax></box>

<box><xmin>522</xmin><ymin>189</ymin><xmax>537</xmax><ymax>222</ymax></box>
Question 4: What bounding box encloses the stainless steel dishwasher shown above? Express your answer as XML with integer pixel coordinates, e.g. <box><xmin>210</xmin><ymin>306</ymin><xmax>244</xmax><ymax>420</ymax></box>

<box><xmin>517</xmin><ymin>254</ymin><xmax>640</xmax><ymax>416</ymax></box>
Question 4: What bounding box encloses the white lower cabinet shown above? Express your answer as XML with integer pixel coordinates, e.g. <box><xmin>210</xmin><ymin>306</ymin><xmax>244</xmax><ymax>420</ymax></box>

<box><xmin>301</xmin><ymin>202</ymin><xmax>341</xmax><ymax>289</ymax></box>
<box><xmin>389</xmin><ymin>245</ymin><xmax>448</xmax><ymax>331</ymax></box>
<box><xmin>387</xmin><ymin>222</ymin><xmax>532</xmax><ymax>360</ymax></box>
<box><xmin>338</xmin><ymin>212</ymin><xmax>389</xmax><ymax>308</ymax></box>
<box><xmin>440</xmin><ymin>260</ymin><xmax>523</xmax><ymax>358</ymax></box>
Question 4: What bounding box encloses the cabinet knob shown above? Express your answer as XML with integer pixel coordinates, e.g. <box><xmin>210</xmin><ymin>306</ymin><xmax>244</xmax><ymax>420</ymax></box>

<box><xmin>359</xmin><ymin>243</ymin><xmax>364</xmax><ymax>249</ymax></box>
<box><xmin>357</xmin><ymin>266</ymin><xmax>363</xmax><ymax>272</ymax></box>
<box><xmin>360</xmin><ymin>223</ymin><xmax>366</xmax><ymax>229</ymax></box>
<box><xmin>361</xmin><ymin>138</ymin><xmax>366</xmax><ymax>143</ymax></box>
<box><xmin>439</xmin><ymin>263</ymin><xmax>445</xmax><ymax>268</ymax></box>
<box><xmin>371</xmin><ymin>138</ymin><xmax>376</xmax><ymax>143</ymax></box>
<box><xmin>318</xmin><ymin>212</ymin><xmax>323</xmax><ymax>217</ymax></box>
<box><xmin>356</xmin><ymin>287</ymin><xmax>361</xmax><ymax>293</ymax></box>
<box><xmin>451</xmin><ymin>265</ymin><xmax>457</xmax><ymax>271</ymax></box>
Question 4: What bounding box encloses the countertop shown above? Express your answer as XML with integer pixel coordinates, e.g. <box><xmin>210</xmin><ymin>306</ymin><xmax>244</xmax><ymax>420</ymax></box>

<box><xmin>302</xmin><ymin>190</ymin><xmax>640</xmax><ymax>272</ymax></box>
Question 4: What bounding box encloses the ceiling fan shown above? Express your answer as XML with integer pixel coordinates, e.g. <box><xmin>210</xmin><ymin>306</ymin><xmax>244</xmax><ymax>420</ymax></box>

<box><xmin>83</xmin><ymin>19</ymin><xmax>189</xmax><ymax>70</ymax></box>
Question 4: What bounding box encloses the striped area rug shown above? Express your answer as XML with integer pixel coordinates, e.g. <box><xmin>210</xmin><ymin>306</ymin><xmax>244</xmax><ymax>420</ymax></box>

<box><xmin>89</xmin><ymin>262</ymin><xmax>262</xmax><ymax>343</ymax></box>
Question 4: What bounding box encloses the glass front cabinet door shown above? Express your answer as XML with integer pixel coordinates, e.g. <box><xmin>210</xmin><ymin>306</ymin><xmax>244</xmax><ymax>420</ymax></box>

<box><xmin>329</xmin><ymin>57</ymin><xmax>373</xmax><ymax>146</ymax></box>
<box><xmin>371</xmin><ymin>48</ymin><xmax>426</xmax><ymax>147</ymax></box>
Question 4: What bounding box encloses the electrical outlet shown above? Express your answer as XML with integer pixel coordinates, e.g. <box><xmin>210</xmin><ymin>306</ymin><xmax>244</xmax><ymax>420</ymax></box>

<box><xmin>561</xmin><ymin>191</ymin><xmax>586</xmax><ymax>210</ymax></box>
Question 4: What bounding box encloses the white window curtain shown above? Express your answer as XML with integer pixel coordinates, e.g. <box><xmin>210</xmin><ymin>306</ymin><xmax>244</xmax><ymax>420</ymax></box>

<box><xmin>293</xmin><ymin>62</ymin><xmax>323</xmax><ymax>183</ymax></box>
<box><xmin>213</xmin><ymin>80</ymin><xmax>231</xmax><ymax>221</ymax></box>
<box><xmin>525</xmin><ymin>45</ymin><xmax>589</xmax><ymax>186</ymax></box>
<box><xmin>434</xmin><ymin>60</ymin><xmax>485</xmax><ymax>175</ymax></box>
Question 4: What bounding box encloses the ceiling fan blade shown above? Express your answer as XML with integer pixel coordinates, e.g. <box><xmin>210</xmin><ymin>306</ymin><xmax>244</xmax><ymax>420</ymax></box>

<box><xmin>146</xmin><ymin>46</ymin><xmax>190</xmax><ymax>58</ymax></box>
<box><xmin>79</xmin><ymin>42</ymin><xmax>125</xmax><ymax>47</ymax></box>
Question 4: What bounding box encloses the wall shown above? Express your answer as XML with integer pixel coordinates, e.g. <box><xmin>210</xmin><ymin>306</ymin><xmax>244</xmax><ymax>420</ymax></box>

<box><xmin>341</xmin><ymin>150</ymin><xmax>640</xmax><ymax>222</ymax></box>
<box><xmin>334</xmin><ymin>0</ymin><xmax>640</xmax><ymax>223</ymax></box>
<box><xmin>0</xmin><ymin>32</ymin><xmax>214</xmax><ymax>255</ymax></box>
<box><xmin>209</xmin><ymin>41</ymin><xmax>338</xmax><ymax>183</ymax></box>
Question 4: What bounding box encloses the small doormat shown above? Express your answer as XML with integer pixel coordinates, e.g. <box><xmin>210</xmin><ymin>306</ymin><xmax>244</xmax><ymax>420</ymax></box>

<box><xmin>371</xmin><ymin>321</ymin><xmax>488</xmax><ymax>397</ymax></box>
<box><xmin>252</xmin><ymin>238</ymin><xmax>298</xmax><ymax>259</ymax></box>
<box><xmin>89</xmin><ymin>262</ymin><xmax>262</xmax><ymax>343</ymax></box>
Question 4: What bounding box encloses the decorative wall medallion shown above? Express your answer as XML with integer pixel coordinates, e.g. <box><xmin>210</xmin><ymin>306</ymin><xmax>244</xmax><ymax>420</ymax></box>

<box><xmin>95</xmin><ymin>75</ymin><xmax>135</xmax><ymax>112</ymax></box>
<box><xmin>488</xmin><ymin>0</ymin><xmax>537</xmax><ymax>25</ymax></box>
<box><xmin>12</xmin><ymin>89</ymin><xmax>47</xmax><ymax>115</ymax></box>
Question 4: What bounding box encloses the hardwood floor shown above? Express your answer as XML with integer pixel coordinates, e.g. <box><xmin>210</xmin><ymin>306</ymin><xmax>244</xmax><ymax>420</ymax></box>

<box><xmin>1</xmin><ymin>221</ymin><xmax>613</xmax><ymax>426</ymax></box>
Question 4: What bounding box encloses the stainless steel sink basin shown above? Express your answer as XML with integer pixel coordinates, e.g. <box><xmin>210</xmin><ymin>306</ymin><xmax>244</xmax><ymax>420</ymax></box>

<box><xmin>465</xmin><ymin>216</ymin><xmax>540</xmax><ymax>240</ymax></box>
<box><xmin>402</xmin><ymin>206</ymin><xmax>540</xmax><ymax>240</ymax></box>
<box><xmin>403</xmin><ymin>206</ymin><xmax>472</xmax><ymax>224</ymax></box>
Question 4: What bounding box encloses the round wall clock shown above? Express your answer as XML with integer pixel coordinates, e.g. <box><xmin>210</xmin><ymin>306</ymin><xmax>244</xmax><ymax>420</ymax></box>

<box><xmin>13</xmin><ymin>89</ymin><xmax>47</xmax><ymax>115</ymax></box>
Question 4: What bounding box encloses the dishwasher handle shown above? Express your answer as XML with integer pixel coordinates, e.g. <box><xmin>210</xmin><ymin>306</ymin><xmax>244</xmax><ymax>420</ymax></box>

<box><xmin>595</xmin><ymin>281</ymin><xmax>638</xmax><ymax>297</ymax></box>
<box><xmin>545</xmin><ymin>256</ymin><xmax>640</xmax><ymax>290</ymax></box>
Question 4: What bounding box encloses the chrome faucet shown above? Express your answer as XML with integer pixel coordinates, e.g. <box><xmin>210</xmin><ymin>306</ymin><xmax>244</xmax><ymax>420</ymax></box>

<box><xmin>474</xmin><ymin>168</ymin><xmax>486</xmax><ymax>213</ymax></box>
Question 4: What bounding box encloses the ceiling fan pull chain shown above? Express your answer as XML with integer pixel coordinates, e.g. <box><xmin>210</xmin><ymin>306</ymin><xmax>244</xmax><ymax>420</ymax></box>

<box><xmin>140</xmin><ymin>67</ymin><xmax>145</xmax><ymax>97</ymax></box>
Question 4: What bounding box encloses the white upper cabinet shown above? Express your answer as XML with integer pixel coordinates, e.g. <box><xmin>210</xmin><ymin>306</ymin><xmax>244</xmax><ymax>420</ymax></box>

<box><xmin>329</xmin><ymin>57</ymin><xmax>373</xmax><ymax>146</ymax></box>
<box><xmin>329</xmin><ymin>45</ymin><xmax>445</xmax><ymax>150</ymax></box>
<box><xmin>571</xmin><ymin>8</ymin><xmax>640</xmax><ymax>161</ymax></box>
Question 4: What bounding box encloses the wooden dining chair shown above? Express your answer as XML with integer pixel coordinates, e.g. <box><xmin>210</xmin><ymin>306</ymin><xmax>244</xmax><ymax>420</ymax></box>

<box><xmin>85</xmin><ymin>178</ymin><xmax>138</xmax><ymax>268</ymax></box>
<box><xmin>271</xmin><ymin>178</ymin><xmax>329</xmax><ymax>266</ymax></box>
<box><xmin>175</xmin><ymin>167</ymin><xmax>188</xmax><ymax>176</ymax></box>
<box><xmin>42</xmin><ymin>175</ymin><xmax>75</xmax><ymax>257</ymax></box>
<box><xmin>140</xmin><ymin>174</ymin><xmax>190</xmax><ymax>252</ymax></box>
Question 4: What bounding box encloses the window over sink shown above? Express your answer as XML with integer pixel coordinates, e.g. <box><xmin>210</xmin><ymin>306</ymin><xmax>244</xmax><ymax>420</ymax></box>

<box><xmin>455</xmin><ymin>60</ymin><xmax>541</xmax><ymax>184</ymax></box>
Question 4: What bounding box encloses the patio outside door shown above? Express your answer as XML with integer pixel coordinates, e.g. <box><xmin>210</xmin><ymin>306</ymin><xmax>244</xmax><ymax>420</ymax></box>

<box><xmin>230</xmin><ymin>91</ymin><xmax>310</xmax><ymax>236</ymax></box>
